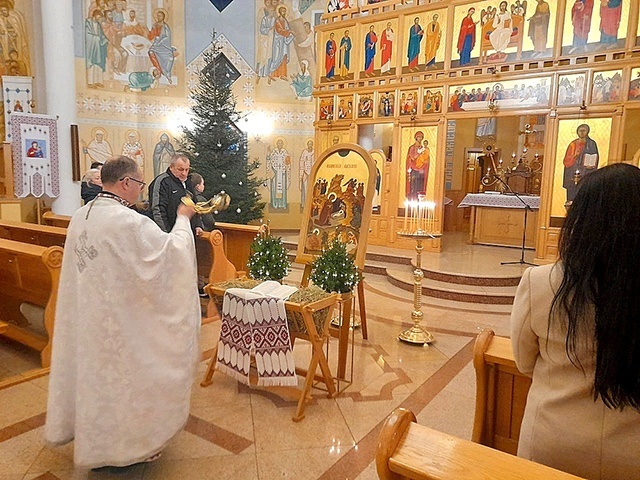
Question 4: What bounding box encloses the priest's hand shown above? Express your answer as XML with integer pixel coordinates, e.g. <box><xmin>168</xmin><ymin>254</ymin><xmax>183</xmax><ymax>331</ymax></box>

<box><xmin>195</xmin><ymin>227</ymin><xmax>204</xmax><ymax>236</ymax></box>
<box><xmin>177</xmin><ymin>203</ymin><xmax>196</xmax><ymax>220</ymax></box>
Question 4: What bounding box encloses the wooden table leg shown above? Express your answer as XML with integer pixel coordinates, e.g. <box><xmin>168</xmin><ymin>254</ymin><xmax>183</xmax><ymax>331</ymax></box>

<box><xmin>200</xmin><ymin>345</ymin><xmax>218</xmax><ymax>387</ymax></box>
<box><xmin>337</xmin><ymin>295</ymin><xmax>352</xmax><ymax>379</ymax></box>
<box><xmin>357</xmin><ymin>280</ymin><xmax>368</xmax><ymax>340</ymax></box>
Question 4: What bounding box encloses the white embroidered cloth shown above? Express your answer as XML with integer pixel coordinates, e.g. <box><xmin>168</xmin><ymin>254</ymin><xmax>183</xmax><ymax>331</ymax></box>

<box><xmin>216</xmin><ymin>288</ymin><xmax>297</xmax><ymax>387</ymax></box>
<box><xmin>458</xmin><ymin>193</ymin><xmax>540</xmax><ymax>209</ymax></box>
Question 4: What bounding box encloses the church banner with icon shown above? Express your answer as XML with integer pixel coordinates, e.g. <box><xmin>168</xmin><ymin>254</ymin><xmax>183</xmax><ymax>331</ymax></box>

<box><xmin>11</xmin><ymin>113</ymin><xmax>60</xmax><ymax>198</ymax></box>
<box><xmin>296</xmin><ymin>143</ymin><xmax>376</xmax><ymax>269</ymax></box>
<box><xmin>2</xmin><ymin>76</ymin><xmax>33</xmax><ymax>142</ymax></box>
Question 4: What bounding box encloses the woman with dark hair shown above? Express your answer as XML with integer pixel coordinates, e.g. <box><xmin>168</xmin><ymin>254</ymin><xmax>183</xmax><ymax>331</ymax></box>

<box><xmin>511</xmin><ymin>163</ymin><xmax>640</xmax><ymax>480</ymax></box>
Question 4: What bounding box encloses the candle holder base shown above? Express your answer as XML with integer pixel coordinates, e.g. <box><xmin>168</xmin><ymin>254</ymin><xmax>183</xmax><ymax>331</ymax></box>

<box><xmin>398</xmin><ymin>324</ymin><xmax>435</xmax><ymax>345</ymax></box>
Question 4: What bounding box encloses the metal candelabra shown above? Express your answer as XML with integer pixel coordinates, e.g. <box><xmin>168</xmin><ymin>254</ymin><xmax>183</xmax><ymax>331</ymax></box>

<box><xmin>397</xmin><ymin>197</ymin><xmax>441</xmax><ymax>345</ymax></box>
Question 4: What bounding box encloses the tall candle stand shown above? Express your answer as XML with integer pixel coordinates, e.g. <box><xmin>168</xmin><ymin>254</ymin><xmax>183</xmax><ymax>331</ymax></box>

<box><xmin>398</xmin><ymin>198</ymin><xmax>441</xmax><ymax>345</ymax></box>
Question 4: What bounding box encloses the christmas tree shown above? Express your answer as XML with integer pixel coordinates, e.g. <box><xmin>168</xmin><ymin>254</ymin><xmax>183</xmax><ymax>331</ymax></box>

<box><xmin>247</xmin><ymin>229</ymin><xmax>291</xmax><ymax>282</ymax></box>
<box><xmin>310</xmin><ymin>239</ymin><xmax>361</xmax><ymax>294</ymax></box>
<box><xmin>180</xmin><ymin>33</ymin><xmax>264</xmax><ymax>223</ymax></box>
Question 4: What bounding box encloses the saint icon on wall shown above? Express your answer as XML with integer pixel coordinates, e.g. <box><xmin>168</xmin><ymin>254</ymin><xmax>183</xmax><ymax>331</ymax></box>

<box><xmin>364</xmin><ymin>25</ymin><xmax>377</xmax><ymax>76</ymax></box>
<box><xmin>267</xmin><ymin>138</ymin><xmax>291</xmax><ymax>209</ymax></box>
<box><xmin>528</xmin><ymin>0</ymin><xmax>551</xmax><ymax>57</ymax></box>
<box><xmin>407</xmin><ymin>17</ymin><xmax>424</xmax><ymax>71</ymax></box>
<box><xmin>563</xmin><ymin>123</ymin><xmax>599</xmax><ymax>202</ymax></box>
<box><xmin>380</xmin><ymin>22</ymin><xmax>394</xmax><ymax>74</ymax></box>
<box><xmin>457</xmin><ymin>8</ymin><xmax>477</xmax><ymax>66</ymax></box>
<box><xmin>424</xmin><ymin>14</ymin><xmax>441</xmax><ymax>68</ymax></box>
<box><xmin>339</xmin><ymin>30</ymin><xmax>352</xmax><ymax>78</ymax></box>
<box><xmin>378</xmin><ymin>92</ymin><xmax>394</xmax><ymax>117</ymax></box>
<box><xmin>152</xmin><ymin>132</ymin><xmax>175</xmax><ymax>177</ymax></box>
<box><xmin>325</xmin><ymin>32</ymin><xmax>337</xmax><ymax>79</ymax></box>
<box><xmin>406</xmin><ymin>131</ymin><xmax>430</xmax><ymax>200</ymax></box>
<box><xmin>84</xmin><ymin>128</ymin><xmax>113</xmax><ymax>166</ymax></box>
<box><xmin>299</xmin><ymin>139</ymin><xmax>315</xmax><ymax>207</ymax></box>
<box><xmin>122</xmin><ymin>130</ymin><xmax>145</xmax><ymax>172</ymax></box>
<box><xmin>358</xmin><ymin>94</ymin><xmax>373</xmax><ymax>118</ymax></box>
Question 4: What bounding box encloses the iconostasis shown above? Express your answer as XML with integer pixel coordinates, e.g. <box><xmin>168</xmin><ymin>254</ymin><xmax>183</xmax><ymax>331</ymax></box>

<box><xmin>314</xmin><ymin>0</ymin><xmax>640</xmax><ymax>259</ymax></box>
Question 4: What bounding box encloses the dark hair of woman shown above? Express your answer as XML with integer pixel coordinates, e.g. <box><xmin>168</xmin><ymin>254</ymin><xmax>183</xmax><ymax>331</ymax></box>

<box><xmin>551</xmin><ymin>162</ymin><xmax>640</xmax><ymax>410</ymax></box>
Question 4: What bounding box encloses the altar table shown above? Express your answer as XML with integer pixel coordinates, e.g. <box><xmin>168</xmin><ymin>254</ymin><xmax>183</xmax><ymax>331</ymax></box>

<box><xmin>458</xmin><ymin>193</ymin><xmax>539</xmax><ymax>248</ymax></box>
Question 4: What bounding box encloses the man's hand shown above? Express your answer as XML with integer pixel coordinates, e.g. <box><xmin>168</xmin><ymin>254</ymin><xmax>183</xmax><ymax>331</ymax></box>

<box><xmin>177</xmin><ymin>203</ymin><xmax>196</xmax><ymax>219</ymax></box>
<box><xmin>195</xmin><ymin>227</ymin><xmax>204</xmax><ymax>236</ymax></box>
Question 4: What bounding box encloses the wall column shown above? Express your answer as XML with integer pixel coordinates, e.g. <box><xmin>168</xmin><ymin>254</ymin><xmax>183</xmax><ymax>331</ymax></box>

<box><xmin>40</xmin><ymin>0</ymin><xmax>80</xmax><ymax>215</ymax></box>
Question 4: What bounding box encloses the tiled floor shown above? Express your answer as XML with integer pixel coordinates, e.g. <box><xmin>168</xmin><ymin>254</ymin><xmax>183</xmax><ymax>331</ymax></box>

<box><xmin>0</xmin><ymin>237</ymin><xmax>516</xmax><ymax>480</ymax></box>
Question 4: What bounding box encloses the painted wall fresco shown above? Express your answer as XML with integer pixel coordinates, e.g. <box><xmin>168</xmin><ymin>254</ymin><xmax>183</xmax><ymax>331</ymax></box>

<box><xmin>448</xmin><ymin>77</ymin><xmax>551</xmax><ymax>112</ymax></box>
<box><xmin>400</xmin><ymin>125</ymin><xmax>438</xmax><ymax>204</ymax></box>
<box><xmin>0</xmin><ymin>0</ymin><xmax>31</xmax><ymax>76</ymax></box>
<box><xmin>629</xmin><ymin>67</ymin><xmax>640</xmax><ymax>101</ymax></box>
<box><xmin>0</xmin><ymin>0</ymin><xmax>33</xmax><ymax>141</ymax></box>
<box><xmin>591</xmin><ymin>69</ymin><xmax>623</xmax><ymax>104</ymax></box>
<box><xmin>557</xmin><ymin>73</ymin><xmax>587</xmax><ymax>106</ymax></box>
<box><xmin>360</xmin><ymin>18</ymin><xmax>399</xmax><ymax>77</ymax></box>
<box><xmin>560</xmin><ymin>0</ymin><xmax>629</xmax><ymax>55</ymax></box>
<box><xmin>83</xmin><ymin>0</ymin><xmax>184</xmax><ymax>93</ymax></box>
<box><xmin>422</xmin><ymin>88</ymin><xmax>443</xmax><ymax>114</ymax></box>
<box><xmin>451</xmin><ymin>0</ymin><xmax>557</xmax><ymax>68</ymax></box>
<box><xmin>401</xmin><ymin>8</ymin><xmax>447</xmax><ymax>72</ymax></box>
<box><xmin>551</xmin><ymin>117</ymin><xmax>612</xmax><ymax>217</ymax></box>
<box><xmin>74</xmin><ymin>1</ymin><xmax>319</xmax><ymax>228</ymax></box>
<box><xmin>319</xmin><ymin>26</ymin><xmax>357</xmax><ymax>82</ymax></box>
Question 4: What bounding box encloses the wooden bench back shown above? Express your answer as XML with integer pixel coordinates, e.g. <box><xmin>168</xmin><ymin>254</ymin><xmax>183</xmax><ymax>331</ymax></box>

<box><xmin>377</xmin><ymin>407</ymin><xmax>585</xmax><ymax>480</ymax></box>
<box><xmin>42</xmin><ymin>211</ymin><xmax>71</xmax><ymax>228</ymax></box>
<box><xmin>472</xmin><ymin>329</ymin><xmax>531</xmax><ymax>454</ymax></box>
<box><xmin>0</xmin><ymin>220</ymin><xmax>66</xmax><ymax>247</ymax></box>
<box><xmin>0</xmin><ymin>238</ymin><xmax>63</xmax><ymax>367</ymax></box>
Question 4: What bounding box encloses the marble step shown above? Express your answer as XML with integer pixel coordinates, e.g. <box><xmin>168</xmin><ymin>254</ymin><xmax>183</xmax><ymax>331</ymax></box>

<box><xmin>363</xmin><ymin>271</ymin><xmax>514</xmax><ymax>315</ymax></box>
<box><xmin>385</xmin><ymin>266</ymin><xmax>516</xmax><ymax>305</ymax></box>
<box><xmin>409</xmin><ymin>259</ymin><xmax>522</xmax><ymax>287</ymax></box>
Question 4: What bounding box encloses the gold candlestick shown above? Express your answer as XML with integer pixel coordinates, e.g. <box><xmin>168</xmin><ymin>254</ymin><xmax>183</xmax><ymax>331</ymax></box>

<box><xmin>396</xmin><ymin>230</ymin><xmax>442</xmax><ymax>345</ymax></box>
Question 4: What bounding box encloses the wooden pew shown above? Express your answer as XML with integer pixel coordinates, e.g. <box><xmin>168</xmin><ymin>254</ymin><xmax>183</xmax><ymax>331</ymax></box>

<box><xmin>197</xmin><ymin>222</ymin><xmax>262</xmax><ymax>278</ymax></box>
<box><xmin>0</xmin><ymin>238</ymin><xmax>63</xmax><ymax>367</ymax></box>
<box><xmin>0</xmin><ymin>220</ymin><xmax>66</xmax><ymax>247</ymax></box>
<box><xmin>472</xmin><ymin>329</ymin><xmax>531</xmax><ymax>455</ymax></box>
<box><xmin>199</xmin><ymin>224</ymin><xmax>265</xmax><ymax>323</ymax></box>
<box><xmin>377</xmin><ymin>407</ymin><xmax>585</xmax><ymax>480</ymax></box>
<box><xmin>42</xmin><ymin>211</ymin><xmax>71</xmax><ymax>228</ymax></box>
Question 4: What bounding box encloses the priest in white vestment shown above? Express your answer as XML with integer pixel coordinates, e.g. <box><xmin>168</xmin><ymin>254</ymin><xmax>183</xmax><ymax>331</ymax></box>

<box><xmin>44</xmin><ymin>155</ymin><xmax>200</xmax><ymax>469</ymax></box>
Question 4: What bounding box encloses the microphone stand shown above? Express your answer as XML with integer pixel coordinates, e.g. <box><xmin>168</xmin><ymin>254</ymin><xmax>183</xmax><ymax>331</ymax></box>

<box><xmin>493</xmin><ymin>176</ymin><xmax>537</xmax><ymax>267</ymax></box>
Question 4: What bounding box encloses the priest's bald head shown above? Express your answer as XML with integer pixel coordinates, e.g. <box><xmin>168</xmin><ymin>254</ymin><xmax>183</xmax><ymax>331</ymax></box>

<box><xmin>101</xmin><ymin>155</ymin><xmax>146</xmax><ymax>205</ymax></box>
